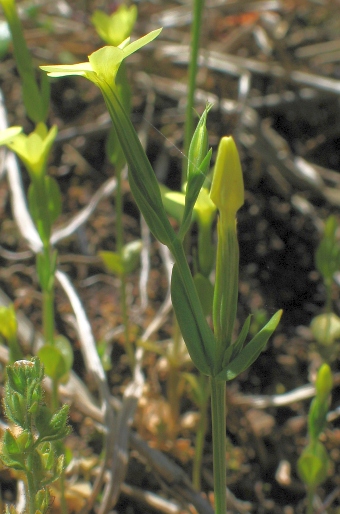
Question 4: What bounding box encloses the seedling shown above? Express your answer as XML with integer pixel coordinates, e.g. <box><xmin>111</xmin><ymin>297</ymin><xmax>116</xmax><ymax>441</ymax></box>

<box><xmin>311</xmin><ymin>215</ymin><xmax>340</xmax><ymax>354</ymax></box>
<box><xmin>0</xmin><ymin>358</ymin><xmax>70</xmax><ymax>514</ymax></box>
<box><xmin>93</xmin><ymin>6</ymin><xmax>138</xmax><ymax>369</ymax></box>
<box><xmin>298</xmin><ymin>363</ymin><xmax>332</xmax><ymax>514</ymax></box>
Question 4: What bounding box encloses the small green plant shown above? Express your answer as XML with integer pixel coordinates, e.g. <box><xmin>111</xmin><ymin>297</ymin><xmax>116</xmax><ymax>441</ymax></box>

<box><xmin>0</xmin><ymin>123</ymin><xmax>74</xmax><ymax>412</ymax></box>
<box><xmin>311</xmin><ymin>215</ymin><xmax>340</xmax><ymax>356</ymax></box>
<box><xmin>93</xmin><ymin>5</ymin><xmax>142</xmax><ymax>370</ymax></box>
<box><xmin>298</xmin><ymin>363</ymin><xmax>332</xmax><ymax>514</ymax></box>
<box><xmin>0</xmin><ymin>358</ymin><xmax>70</xmax><ymax>514</ymax></box>
<box><xmin>40</xmin><ymin>34</ymin><xmax>282</xmax><ymax>513</ymax></box>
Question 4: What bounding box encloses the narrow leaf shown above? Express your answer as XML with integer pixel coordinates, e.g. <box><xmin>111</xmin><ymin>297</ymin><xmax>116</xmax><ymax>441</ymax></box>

<box><xmin>171</xmin><ymin>264</ymin><xmax>213</xmax><ymax>375</ymax></box>
<box><xmin>226</xmin><ymin>314</ymin><xmax>252</xmax><ymax>365</ymax></box>
<box><xmin>216</xmin><ymin>310</ymin><xmax>282</xmax><ymax>381</ymax></box>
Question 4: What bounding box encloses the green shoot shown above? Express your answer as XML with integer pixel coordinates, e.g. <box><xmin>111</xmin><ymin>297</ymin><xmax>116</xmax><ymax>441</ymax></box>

<box><xmin>298</xmin><ymin>363</ymin><xmax>332</xmax><ymax>514</ymax></box>
<box><xmin>0</xmin><ymin>358</ymin><xmax>70</xmax><ymax>514</ymax></box>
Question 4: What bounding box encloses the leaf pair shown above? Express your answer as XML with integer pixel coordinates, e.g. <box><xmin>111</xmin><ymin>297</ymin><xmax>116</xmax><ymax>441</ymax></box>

<box><xmin>172</xmin><ymin>263</ymin><xmax>282</xmax><ymax>380</ymax></box>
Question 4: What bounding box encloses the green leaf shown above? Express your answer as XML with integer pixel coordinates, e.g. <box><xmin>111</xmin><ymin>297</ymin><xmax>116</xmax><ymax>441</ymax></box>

<box><xmin>297</xmin><ymin>441</ymin><xmax>330</xmax><ymax>488</ymax></box>
<box><xmin>122</xmin><ymin>240</ymin><xmax>142</xmax><ymax>274</ymax></box>
<box><xmin>54</xmin><ymin>335</ymin><xmax>74</xmax><ymax>383</ymax></box>
<box><xmin>45</xmin><ymin>176</ymin><xmax>62</xmax><ymax>225</ymax></box>
<box><xmin>193</xmin><ymin>273</ymin><xmax>214</xmax><ymax>316</ymax></box>
<box><xmin>49</xmin><ymin>405</ymin><xmax>70</xmax><ymax>439</ymax></box>
<box><xmin>308</xmin><ymin>396</ymin><xmax>329</xmax><ymax>441</ymax></box>
<box><xmin>36</xmin><ymin>250</ymin><xmax>57</xmax><ymax>292</ymax></box>
<box><xmin>315</xmin><ymin>363</ymin><xmax>333</xmax><ymax>400</ymax></box>
<box><xmin>55</xmin><ymin>454</ymin><xmax>65</xmax><ymax>480</ymax></box>
<box><xmin>99</xmin><ymin>240</ymin><xmax>142</xmax><ymax>276</ymax></box>
<box><xmin>38</xmin><ymin>345</ymin><xmax>67</xmax><ymax>381</ymax></box>
<box><xmin>3</xmin><ymin>429</ymin><xmax>20</xmax><ymax>455</ymax></box>
<box><xmin>36</xmin><ymin>404</ymin><xmax>70</xmax><ymax>442</ymax></box>
<box><xmin>222</xmin><ymin>314</ymin><xmax>252</xmax><ymax>367</ymax></box>
<box><xmin>171</xmin><ymin>264</ymin><xmax>214</xmax><ymax>376</ymax></box>
<box><xmin>1</xmin><ymin>430</ymin><xmax>26</xmax><ymax>471</ymax></box>
<box><xmin>28</xmin><ymin>183</ymin><xmax>51</xmax><ymax>243</ymax></box>
<box><xmin>179</xmin><ymin>149</ymin><xmax>212</xmax><ymax>240</ymax></box>
<box><xmin>216</xmin><ymin>310</ymin><xmax>282</xmax><ymax>381</ymax></box>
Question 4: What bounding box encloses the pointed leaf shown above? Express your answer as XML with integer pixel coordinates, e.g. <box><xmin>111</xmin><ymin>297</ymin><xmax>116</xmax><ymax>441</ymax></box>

<box><xmin>171</xmin><ymin>264</ymin><xmax>213</xmax><ymax>375</ymax></box>
<box><xmin>194</xmin><ymin>272</ymin><xmax>214</xmax><ymax>316</ymax></box>
<box><xmin>99</xmin><ymin>251</ymin><xmax>124</xmax><ymax>275</ymax></box>
<box><xmin>45</xmin><ymin>176</ymin><xmax>62</xmax><ymax>225</ymax></box>
<box><xmin>38</xmin><ymin>345</ymin><xmax>67</xmax><ymax>381</ymax></box>
<box><xmin>179</xmin><ymin>149</ymin><xmax>212</xmax><ymax>240</ymax></box>
<box><xmin>122</xmin><ymin>240</ymin><xmax>142</xmax><ymax>274</ymax></box>
<box><xmin>216</xmin><ymin>310</ymin><xmax>282</xmax><ymax>381</ymax></box>
<box><xmin>225</xmin><ymin>314</ymin><xmax>252</xmax><ymax>365</ymax></box>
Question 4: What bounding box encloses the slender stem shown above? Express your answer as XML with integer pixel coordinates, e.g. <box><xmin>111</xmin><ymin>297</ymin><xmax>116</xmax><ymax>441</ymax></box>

<box><xmin>192</xmin><ymin>386</ymin><xmax>209</xmax><ymax>490</ymax></box>
<box><xmin>116</xmin><ymin>166</ymin><xmax>134</xmax><ymax>369</ymax></box>
<box><xmin>307</xmin><ymin>488</ymin><xmax>315</xmax><ymax>514</ymax></box>
<box><xmin>182</xmin><ymin>0</ymin><xmax>205</xmax><ymax>182</ymax></box>
<box><xmin>210</xmin><ymin>377</ymin><xmax>226</xmax><ymax>514</ymax></box>
<box><xmin>42</xmin><ymin>287</ymin><xmax>55</xmax><ymax>346</ymax></box>
<box><xmin>41</xmin><ymin>243</ymin><xmax>56</xmax><ymax>347</ymax></box>
<box><xmin>59</xmin><ymin>467</ymin><xmax>68</xmax><ymax>514</ymax></box>
<box><xmin>167</xmin><ymin>321</ymin><xmax>182</xmax><ymax>438</ymax></box>
<box><xmin>26</xmin><ymin>471</ymin><xmax>37</xmax><ymax>514</ymax></box>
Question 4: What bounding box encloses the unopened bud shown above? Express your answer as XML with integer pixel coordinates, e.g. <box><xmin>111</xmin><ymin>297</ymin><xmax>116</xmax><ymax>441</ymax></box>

<box><xmin>210</xmin><ymin>136</ymin><xmax>244</xmax><ymax>222</ymax></box>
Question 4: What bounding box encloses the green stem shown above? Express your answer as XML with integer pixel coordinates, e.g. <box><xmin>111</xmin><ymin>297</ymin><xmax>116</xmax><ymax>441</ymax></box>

<box><xmin>59</xmin><ymin>467</ymin><xmax>68</xmax><ymax>514</ymax></box>
<box><xmin>210</xmin><ymin>377</ymin><xmax>226</xmax><ymax>514</ymax></box>
<box><xmin>182</xmin><ymin>0</ymin><xmax>205</xmax><ymax>182</ymax></box>
<box><xmin>167</xmin><ymin>321</ymin><xmax>182</xmax><ymax>438</ymax></box>
<box><xmin>42</xmin><ymin>286</ymin><xmax>55</xmax><ymax>346</ymax></box>
<box><xmin>307</xmin><ymin>488</ymin><xmax>315</xmax><ymax>514</ymax></box>
<box><xmin>116</xmin><ymin>166</ymin><xmax>134</xmax><ymax>369</ymax></box>
<box><xmin>26</xmin><ymin>471</ymin><xmax>37</xmax><ymax>514</ymax></box>
<box><xmin>192</xmin><ymin>385</ymin><xmax>209</xmax><ymax>490</ymax></box>
<box><xmin>325</xmin><ymin>282</ymin><xmax>332</xmax><ymax>314</ymax></box>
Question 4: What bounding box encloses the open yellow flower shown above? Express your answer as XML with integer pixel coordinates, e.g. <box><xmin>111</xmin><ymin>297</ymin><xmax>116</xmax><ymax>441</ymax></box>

<box><xmin>5</xmin><ymin>123</ymin><xmax>57</xmax><ymax>179</ymax></box>
<box><xmin>40</xmin><ymin>29</ymin><xmax>161</xmax><ymax>87</ymax></box>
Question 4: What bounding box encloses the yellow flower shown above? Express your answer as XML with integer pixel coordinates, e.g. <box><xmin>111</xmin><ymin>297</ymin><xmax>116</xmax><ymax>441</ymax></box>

<box><xmin>210</xmin><ymin>136</ymin><xmax>244</xmax><ymax>223</ymax></box>
<box><xmin>5</xmin><ymin>123</ymin><xmax>57</xmax><ymax>179</ymax></box>
<box><xmin>92</xmin><ymin>5</ymin><xmax>137</xmax><ymax>46</ymax></box>
<box><xmin>40</xmin><ymin>29</ymin><xmax>161</xmax><ymax>87</ymax></box>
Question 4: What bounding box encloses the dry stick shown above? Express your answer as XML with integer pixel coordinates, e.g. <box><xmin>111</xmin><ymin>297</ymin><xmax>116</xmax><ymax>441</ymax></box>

<box><xmin>56</xmin><ymin>271</ymin><xmax>115</xmax><ymax>514</ymax></box>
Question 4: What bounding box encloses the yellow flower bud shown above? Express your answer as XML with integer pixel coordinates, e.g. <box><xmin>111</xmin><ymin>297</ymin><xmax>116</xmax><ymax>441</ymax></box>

<box><xmin>210</xmin><ymin>136</ymin><xmax>244</xmax><ymax>222</ymax></box>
